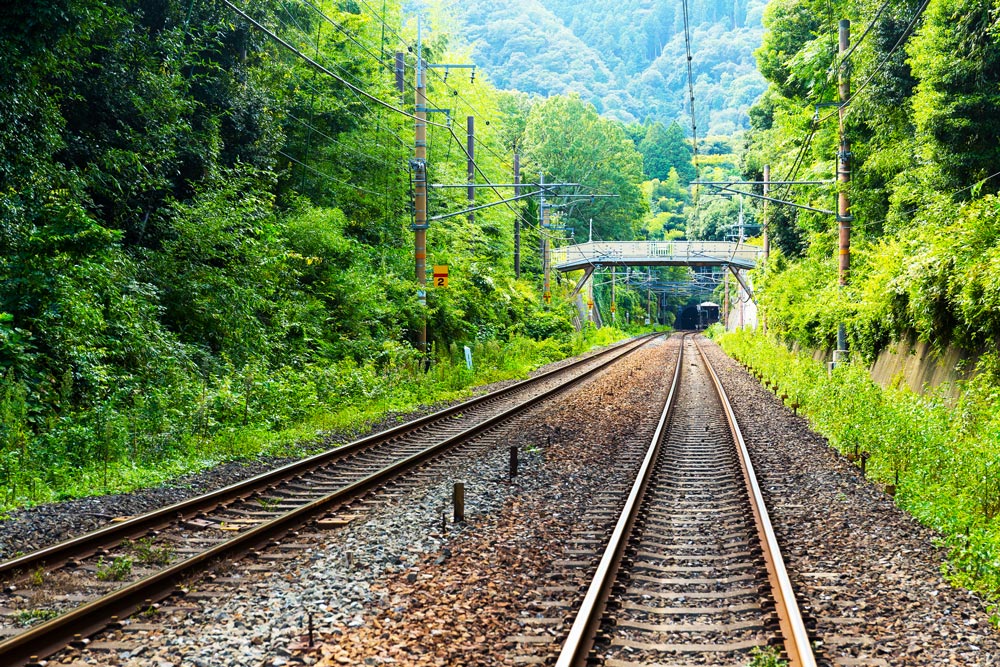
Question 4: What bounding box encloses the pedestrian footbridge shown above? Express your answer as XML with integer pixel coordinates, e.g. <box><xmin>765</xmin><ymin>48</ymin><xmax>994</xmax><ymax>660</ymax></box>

<box><xmin>551</xmin><ymin>241</ymin><xmax>762</xmax><ymax>272</ymax></box>
<box><xmin>552</xmin><ymin>240</ymin><xmax>762</xmax><ymax>298</ymax></box>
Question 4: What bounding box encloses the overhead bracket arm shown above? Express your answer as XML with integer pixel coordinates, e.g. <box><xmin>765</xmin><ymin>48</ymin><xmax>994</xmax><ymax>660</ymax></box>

<box><xmin>569</xmin><ymin>266</ymin><xmax>595</xmax><ymax>298</ymax></box>
<box><xmin>727</xmin><ymin>264</ymin><xmax>754</xmax><ymax>302</ymax></box>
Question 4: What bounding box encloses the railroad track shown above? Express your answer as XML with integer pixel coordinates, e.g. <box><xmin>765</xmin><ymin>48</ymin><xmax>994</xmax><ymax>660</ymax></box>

<box><xmin>555</xmin><ymin>334</ymin><xmax>816</xmax><ymax>667</ymax></box>
<box><xmin>0</xmin><ymin>333</ymin><xmax>660</xmax><ymax>667</ymax></box>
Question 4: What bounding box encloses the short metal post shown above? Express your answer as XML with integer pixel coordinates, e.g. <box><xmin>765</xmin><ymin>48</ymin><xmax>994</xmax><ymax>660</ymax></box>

<box><xmin>453</xmin><ymin>482</ymin><xmax>465</xmax><ymax>523</ymax></box>
<box><xmin>509</xmin><ymin>446</ymin><xmax>518</xmax><ymax>479</ymax></box>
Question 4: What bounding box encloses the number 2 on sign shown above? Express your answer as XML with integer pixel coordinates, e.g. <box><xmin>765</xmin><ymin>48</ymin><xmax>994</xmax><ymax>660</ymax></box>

<box><xmin>435</xmin><ymin>276</ymin><xmax>447</xmax><ymax>287</ymax></box>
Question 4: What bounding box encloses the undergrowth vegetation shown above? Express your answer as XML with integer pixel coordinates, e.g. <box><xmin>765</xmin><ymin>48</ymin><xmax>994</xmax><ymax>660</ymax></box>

<box><xmin>0</xmin><ymin>325</ymin><xmax>637</xmax><ymax>510</ymax></box>
<box><xmin>0</xmin><ymin>2</ymin><xmax>686</xmax><ymax>513</ymax></box>
<box><xmin>719</xmin><ymin>329</ymin><xmax>1000</xmax><ymax>615</ymax></box>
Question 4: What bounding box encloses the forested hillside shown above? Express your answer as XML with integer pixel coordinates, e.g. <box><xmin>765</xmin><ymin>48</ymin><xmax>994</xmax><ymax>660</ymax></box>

<box><xmin>0</xmin><ymin>0</ymin><xmax>666</xmax><ymax>506</ymax></box>
<box><xmin>452</xmin><ymin>0</ymin><xmax>768</xmax><ymax>134</ymax></box>
<box><xmin>744</xmin><ymin>0</ymin><xmax>1000</xmax><ymax>362</ymax></box>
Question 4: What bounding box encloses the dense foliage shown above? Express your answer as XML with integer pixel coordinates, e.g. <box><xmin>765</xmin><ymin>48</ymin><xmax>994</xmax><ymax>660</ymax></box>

<box><xmin>745</xmin><ymin>0</ymin><xmax>1000</xmax><ymax>358</ymax></box>
<box><xmin>0</xmin><ymin>0</ymin><xmax>661</xmax><ymax>506</ymax></box>
<box><xmin>721</xmin><ymin>330</ymin><xmax>1000</xmax><ymax>613</ymax></box>
<box><xmin>452</xmin><ymin>0</ymin><xmax>768</xmax><ymax>134</ymax></box>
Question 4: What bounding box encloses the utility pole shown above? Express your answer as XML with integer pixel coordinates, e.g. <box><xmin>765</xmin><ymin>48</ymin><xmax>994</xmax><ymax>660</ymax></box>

<box><xmin>646</xmin><ymin>268</ymin><xmax>652</xmax><ymax>326</ymax></box>
<box><xmin>540</xmin><ymin>172</ymin><xmax>551</xmax><ymax>306</ymax></box>
<box><xmin>467</xmin><ymin>116</ymin><xmax>475</xmax><ymax>224</ymax></box>
<box><xmin>724</xmin><ymin>270</ymin><xmax>729</xmax><ymax>330</ymax></box>
<box><xmin>513</xmin><ymin>154</ymin><xmax>521</xmax><ymax>279</ymax></box>
<box><xmin>610</xmin><ymin>266</ymin><xmax>616</xmax><ymax>324</ymax></box>
<box><xmin>836</xmin><ymin>19</ymin><xmax>852</xmax><ymax>359</ymax></box>
<box><xmin>588</xmin><ymin>277</ymin><xmax>595</xmax><ymax>324</ymax></box>
<box><xmin>762</xmin><ymin>164</ymin><xmax>770</xmax><ymax>259</ymax></box>
<box><xmin>412</xmin><ymin>22</ymin><xmax>429</xmax><ymax>356</ymax></box>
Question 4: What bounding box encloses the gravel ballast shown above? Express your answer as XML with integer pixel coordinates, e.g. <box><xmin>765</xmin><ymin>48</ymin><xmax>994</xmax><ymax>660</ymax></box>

<box><xmin>9</xmin><ymin>334</ymin><xmax>1000</xmax><ymax>667</ymax></box>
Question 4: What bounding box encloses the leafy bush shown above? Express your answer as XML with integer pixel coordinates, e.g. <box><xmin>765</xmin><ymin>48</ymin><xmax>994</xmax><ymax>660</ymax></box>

<box><xmin>720</xmin><ymin>330</ymin><xmax>1000</xmax><ymax>611</ymax></box>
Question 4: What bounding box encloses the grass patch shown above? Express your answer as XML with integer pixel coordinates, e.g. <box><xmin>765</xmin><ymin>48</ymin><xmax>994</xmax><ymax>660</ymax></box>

<box><xmin>718</xmin><ymin>328</ymin><xmax>1000</xmax><ymax>617</ymax></box>
<box><xmin>13</xmin><ymin>608</ymin><xmax>59</xmax><ymax>627</ymax></box>
<box><xmin>95</xmin><ymin>555</ymin><xmax>133</xmax><ymax>581</ymax></box>
<box><xmin>125</xmin><ymin>537</ymin><xmax>175</xmax><ymax>566</ymax></box>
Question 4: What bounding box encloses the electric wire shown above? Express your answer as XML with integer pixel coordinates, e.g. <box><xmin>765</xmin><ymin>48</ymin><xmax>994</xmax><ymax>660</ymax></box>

<box><xmin>776</xmin><ymin>0</ymin><xmax>929</xmax><ymax>212</ymax></box>
<box><xmin>835</xmin><ymin>0</ymin><xmax>893</xmax><ymax>67</ymax></box>
<box><xmin>278</xmin><ymin>150</ymin><xmax>386</xmax><ymax>197</ymax></box>
<box><xmin>236</xmin><ymin>0</ymin><xmax>570</xmax><ymax>258</ymax></box>
<box><xmin>271</xmin><ymin>11</ymin><xmax>412</xmax><ymax>147</ymax></box>
<box><xmin>295</xmin><ymin>0</ymin><xmax>397</xmax><ymax>74</ymax></box>
<box><xmin>858</xmin><ymin>169</ymin><xmax>1000</xmax><ymax>231</ymax></box>
<box><xmin>285</xmin><ymin>112</ymin><xmax>400</xmax><ymax>163</ymax></box>
<box><xmin>299</xmin><ymin>0</ymin><xmax>519</xmax><ymax>173</ymax></box>
<box><xmin>819</xmin><ymin>0</ymin><xmax>931</xmax><ymax>124</ymax></box>
<box><xmin>680</xmin><ymin>0</ymin><xmax>701</xmax><ymax>202</ymax></box>
<box><xmin>224</xmin><ymin>0</ymin><xmax>451</xmax><ymax>129</ymax></box>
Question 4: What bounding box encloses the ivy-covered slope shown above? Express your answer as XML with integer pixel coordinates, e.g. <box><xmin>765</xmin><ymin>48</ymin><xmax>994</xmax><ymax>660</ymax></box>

<box><xmin>743</xmin><ymin>0</ymin><xmax>1000</xmax><ymax>362</ymax></box>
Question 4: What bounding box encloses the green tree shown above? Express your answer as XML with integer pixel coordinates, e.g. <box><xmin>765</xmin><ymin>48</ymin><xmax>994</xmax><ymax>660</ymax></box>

<box><xmin>638</xmin><ymin>122</ymin><xmax>696</xmax><ymax>183</ymax></box>
<box><xmin>908</xmin><ymin>0</ymin><xmax>1000</xmax><ymax>193</ymax></box>
<box><xmin>523</xmin><ymin>95</ymin><xmax>647</xmax><ymax>241</ymax></box>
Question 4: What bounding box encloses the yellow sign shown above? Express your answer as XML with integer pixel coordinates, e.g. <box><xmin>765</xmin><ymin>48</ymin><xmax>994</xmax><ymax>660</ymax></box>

<box><xmin>610</xmin><ymin>303</ymin><xmax>617</xmax><ymax>313</ymax></box>
<box><xmin>432</xmin><ymin>265</ymin><xmax>449</xmax><ymax>288</ymax></box>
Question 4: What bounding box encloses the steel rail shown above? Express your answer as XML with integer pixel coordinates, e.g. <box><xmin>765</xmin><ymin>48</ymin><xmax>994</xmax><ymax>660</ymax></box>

<box><xmin>555</xmin><ymin>334</ymin><xmax>817</xmax><ymax>667</ymax></box>
<box><xmin>0</xmin><ymin>333</ymin><xmax>663</xmax><ymax>667</ymax></box>
<box><xmin>0</xmin><ymin>334</ymin><xmax>657</xmax><ymax>580</ymax></box>
<box><xmin>555</xmin><ymin>332</ymin><xmax>686</xmax><ymax>667</ymax></box>
<box><xmin>695</xmin><ymin>336</ymin><xmax>816</xmax><ymax>667</ymax></box>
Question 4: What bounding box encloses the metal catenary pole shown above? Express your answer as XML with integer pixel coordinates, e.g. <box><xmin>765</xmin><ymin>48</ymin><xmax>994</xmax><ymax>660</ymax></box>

<box><xmin>762</xmin><ymin>164</ymin><xmax>770</xmax><ymax>260</ymax></box>
<box><xmin>540</xmin><ymin>172</ymin><xmax>551</xmax><ymax>306</ymax></box>
<box><xmin>513</xmin><ymin>154</ymin><xmax>521</xmax><ymax>279</ymax></box>
<box><xmin>413</xmin><ymin>21</ymin><xmax>428</xmax><ymax>356</ymax></box>
<box><xmin>467</xmin><ymin>116</ymin><xmax>475</xmax><ymax>224</ymax></box>
<box><xmin>610</xmin><ymin>266</ymin><xmax>616</xmax><ymax>323</ymax></box>
<box><xmin>837</xmin><ymin>19</ymin><xmax>852</xmax><ymax>357</ymax></box>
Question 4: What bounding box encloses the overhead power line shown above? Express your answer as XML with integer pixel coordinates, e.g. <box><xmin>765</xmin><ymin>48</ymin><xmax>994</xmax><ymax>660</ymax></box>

<box><xmin>278</xmin><ymin>151</ymin><xmax>385</xmax><ymax>197</ymax></box>
<box><xmin>223</xmin><ymin>0</ymin><xmax>450</xmax><ymax>129</ymax></box>
<box><xmin>835</xmin><ymin>0</ymin><xmax>893</xmax><ymax>67</ymax></box>
<box><xmin>820</xmin><ymin>0</ymin><xmax>931</xmax><ymax>123</ymax></box>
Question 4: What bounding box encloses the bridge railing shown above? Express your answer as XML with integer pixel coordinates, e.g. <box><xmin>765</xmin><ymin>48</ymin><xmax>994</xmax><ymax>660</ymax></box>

<box><xmin>551</xmin><ymin>241</ymin><xmax>763</xmax><ymax>267</ymax></box>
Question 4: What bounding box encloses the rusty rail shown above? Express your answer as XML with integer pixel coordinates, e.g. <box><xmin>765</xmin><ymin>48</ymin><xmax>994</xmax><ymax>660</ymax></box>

<box><xmin>554</xmin><ymin>332</ymin><xmax>686</xmax><ymax>666</ymax></box>
<box><xmin>555</xmin><ymin>334</ymin><xmax>816</xmax><ymax>667</ymax></box>
<box><xmin>0</xmin><ymin>333</ymin><xmax>662</xmax><ymax>667</ymax></box>
<box><xmin>0</xmin><ymin>333</ymin><xmax>658</xmax><ymax>580</ymax></box>
<box><xmin>696</xmin><ymin>336</ymin><xmax>816</xmax><ymax>667</ymax></box>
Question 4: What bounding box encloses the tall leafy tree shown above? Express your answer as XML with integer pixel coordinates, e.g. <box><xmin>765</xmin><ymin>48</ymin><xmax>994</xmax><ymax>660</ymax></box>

<box><xmin>523</xmin><ymin>95</ymin><xmax>647</xmax><ymax>241</ymax></box>
<box><xmin>638</xmin><ymin>121</ymin><xmax>696</xmax><ymax>183</ymax></box>
<box><xmin>908</xmin><ymin>0</ymin><xmax>1000</xmax><ymax>194</ymax></box>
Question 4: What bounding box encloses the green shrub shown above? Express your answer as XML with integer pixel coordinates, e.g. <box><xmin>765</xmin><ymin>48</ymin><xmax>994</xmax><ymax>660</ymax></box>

<box><xmin>720</xmin><ymin>330</ymin><xmax>1000</xmax><ymax>612</ymax></box>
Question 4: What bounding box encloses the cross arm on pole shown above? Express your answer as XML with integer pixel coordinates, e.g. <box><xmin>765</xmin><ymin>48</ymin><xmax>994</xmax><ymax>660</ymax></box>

<box><xmin>707</xmin><ymin>184</ymin><xmax>836</xmax><ymax>216</ymax></box>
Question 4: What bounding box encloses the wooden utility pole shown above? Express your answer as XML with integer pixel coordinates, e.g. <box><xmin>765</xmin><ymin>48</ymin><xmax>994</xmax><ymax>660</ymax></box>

<box><xmin>467</xmin><ymin>116</ymin><xmax>475</xmax><ymax>224</ymax></box>
<box><xmin>762</xmin><ymin>164</ymin><xmax>770</xmax><ymax>260</ymax></box>
<box><xmin>413</xmin><ymin>23</ymin><xmax>428</xmax><ymax>355</ymax></box>
<box><xmin>540</xmin><ymin>173</ymin><xmax>551</xmax><ymax>306</ymax></box>
<box><xmin>837</xmin><ymin>19</ymin><xmax>852</xmax><ymax>356</ymax></box>
<box><xmin>513</xmin><ymin>154</ymin><xmax>521</xmax><ymax>279</ymax></box>
<box><xmin>610</xmin><ymin>266</ymin><xmax>616</xmax><ymax>323</ymax></box>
